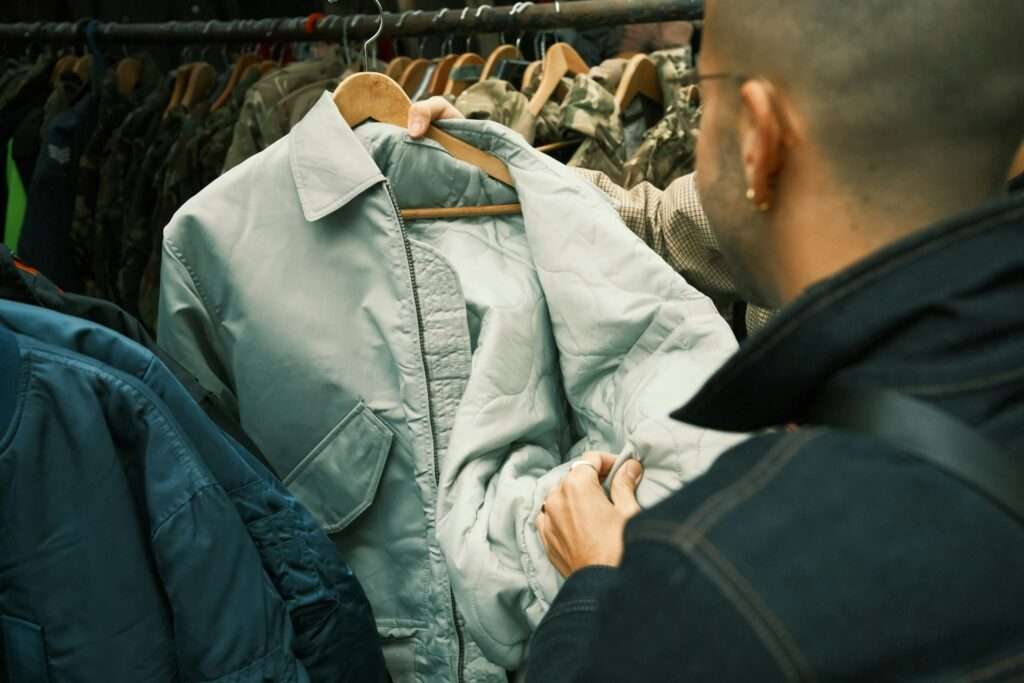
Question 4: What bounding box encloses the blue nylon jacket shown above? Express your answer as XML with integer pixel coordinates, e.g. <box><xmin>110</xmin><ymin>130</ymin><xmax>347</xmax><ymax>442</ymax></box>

<box><xmin>0</xmin><ymin>300</ymin><xmax>388</xmax><ymax>682</ymax></box>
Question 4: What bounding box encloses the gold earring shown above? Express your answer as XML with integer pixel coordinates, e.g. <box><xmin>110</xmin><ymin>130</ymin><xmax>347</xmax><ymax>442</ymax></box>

<box><xmin>745</xmin><ymin>188</ymin><xmax>756</xmax><ymax>201</ymax></box>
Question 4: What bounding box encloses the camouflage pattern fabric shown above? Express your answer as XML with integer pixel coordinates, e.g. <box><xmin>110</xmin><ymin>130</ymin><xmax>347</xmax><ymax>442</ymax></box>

<box><xmin>281</xmin><ymin>78</ymin><xmax>341</xmax><ymax>132</ymax></box>
<box><xmin>576</xmin><ymin>168</ymin><xmax>776</xmax><ymax>336</ymax></box>
<box><xmin>650</xmin><ymin>46</ymin><xmax>696</xmax><ymax>109</ymax></box>
<box><xmin>116</xmin><ymin>104</ymin><xmax>187</xmax><ymax>318</ymax></box>
<box><xmin>92</xmin><ymin>79</ymin><xmax>169</xmax><ymax>303</ymax></box>
<box><xmin>588</xmin><ymin>58</ymin><xmax>629</xmax><ymax>95</ymax></box>
<box><xmin>222</xmin><ymin>56</ymin><xmax>346</xmax><ymax>172</ymax></box>
<box><xmin>562</xmin><ymin>74</ymin><xmax>627</xmax><ymax>184</ymax></box>
<box><xmin>71</xmin><ymin>58</ymin><xmax>161</xmax><ymax>298</ymax></box>
<box><xmin>453</xmin><ymin>79</ymin><xmax>536</xmax><ymax>144</ymax></box>
<box><xmin>622</xmin><ymin>85</ymin><xmax>702</xmax><ymax>190</ymax></box>
<box><xmin>195</xmin><ymin>68</ymin><xmax>260</xmax><ymax>185</ymax></box>
<box><xmin>521</xmin><ymin>66</ymin><xmax>573</xmax><ymax>145</ymax></box>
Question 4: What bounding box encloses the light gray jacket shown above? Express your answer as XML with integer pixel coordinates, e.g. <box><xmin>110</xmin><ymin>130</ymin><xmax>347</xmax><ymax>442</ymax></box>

<box><xmin>158</xmin><ymin>92</ymin><xmax>743</xmax><ymax>682</ymax></box>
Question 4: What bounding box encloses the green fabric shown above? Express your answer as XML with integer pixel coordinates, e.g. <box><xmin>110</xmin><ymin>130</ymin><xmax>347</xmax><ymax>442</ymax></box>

<box><xmin>5</xmin><ymin>140</ymin><xmax>27</xmax><ymax>253</ymax></box>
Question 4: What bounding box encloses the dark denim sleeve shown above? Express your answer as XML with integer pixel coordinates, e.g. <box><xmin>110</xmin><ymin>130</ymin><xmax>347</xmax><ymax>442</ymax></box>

<box><xmin>525</xmin><ymin>566</ymin><xmax>618</xmax><ymax>683</ymax></box>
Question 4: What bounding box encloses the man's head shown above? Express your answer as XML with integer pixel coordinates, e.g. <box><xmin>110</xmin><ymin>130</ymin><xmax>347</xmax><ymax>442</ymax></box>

<box><xmin>696</xmin><ymin>0</ymin><xmax>1024</xmax><ymax>308</ymax></box>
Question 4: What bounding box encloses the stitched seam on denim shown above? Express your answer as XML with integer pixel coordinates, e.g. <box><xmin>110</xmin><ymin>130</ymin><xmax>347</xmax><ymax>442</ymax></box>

<box><xmin>959</xmin><ymin>650</ymin><xmax>1024</xmax><ymax>682</ymax></box>
<box><xmin>890</xmin><ymin>365</ymin><xmax>1024</xmax><ymax>396</ymax></box>
<box><xmin>691</xmin><ymin>206</ymin><xmax>1024</xmax><ymax>406</ymax></box>
<box><xmin>684</xmin><ymin>431</ymin><xmax>814</xmax><ymax>534</ymax></box>
<box><xmin>692</xmin><ymin>537</ymin><xmax>814</xmax><ymax>682</ymax></box>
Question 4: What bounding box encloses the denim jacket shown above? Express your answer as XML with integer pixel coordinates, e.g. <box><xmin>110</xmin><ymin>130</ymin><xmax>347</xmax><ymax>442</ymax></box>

<box><xmin>528</xmin><ymin>192</ymin><xmax>1024</xmax><ymax>681</ymax></box>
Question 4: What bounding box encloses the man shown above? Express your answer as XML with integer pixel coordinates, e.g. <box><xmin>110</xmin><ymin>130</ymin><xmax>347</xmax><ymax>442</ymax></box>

<box><xmin>410</xmin><ymin>0</ymin><xmax>1024</xmax><ymax>679</ymax></box>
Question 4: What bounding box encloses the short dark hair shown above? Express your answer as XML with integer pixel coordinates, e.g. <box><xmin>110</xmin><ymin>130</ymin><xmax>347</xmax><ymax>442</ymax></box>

<box><xmin>709</xmin><ymin>0</ymin><xmax>1024</xmax><ymax>191</ymax></box>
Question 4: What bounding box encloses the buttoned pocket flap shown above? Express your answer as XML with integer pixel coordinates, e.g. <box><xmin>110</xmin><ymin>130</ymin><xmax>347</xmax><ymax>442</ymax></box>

<box><xmin>284</xmin><ymin>402</ymin><xmax>393</xmax><ymax>534</ymax></box>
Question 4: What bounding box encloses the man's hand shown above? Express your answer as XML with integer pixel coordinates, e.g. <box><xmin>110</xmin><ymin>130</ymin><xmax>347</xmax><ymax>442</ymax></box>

<box><xmin>407</xmin><ymin>97</ymin><xmax>465</xmax><ymax>138</ymax></box>
<box><xmin>537</xmin><ymin>452</ymin><xmax>644</xmax><ymax>578</ymax></box>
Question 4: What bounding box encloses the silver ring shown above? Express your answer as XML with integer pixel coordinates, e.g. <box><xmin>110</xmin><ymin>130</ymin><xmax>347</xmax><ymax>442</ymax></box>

<box><xmin>569</xmin><ymin>460</ymin><xmax>599</xmax><ymax>474</ymax></box>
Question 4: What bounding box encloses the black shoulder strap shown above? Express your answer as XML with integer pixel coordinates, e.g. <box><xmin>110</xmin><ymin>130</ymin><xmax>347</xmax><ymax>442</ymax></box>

<box><xmin>807</xmin><ymin>385</ymin><xmax>1024</xmax><ymax>526</ymax></box>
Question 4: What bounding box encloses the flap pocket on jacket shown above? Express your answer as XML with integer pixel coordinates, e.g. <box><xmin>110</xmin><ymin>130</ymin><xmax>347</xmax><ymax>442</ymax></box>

<box><xmin>284</xmin><ymin>402</ymin><xmax>393</xmax><ymax>534</ymax></box>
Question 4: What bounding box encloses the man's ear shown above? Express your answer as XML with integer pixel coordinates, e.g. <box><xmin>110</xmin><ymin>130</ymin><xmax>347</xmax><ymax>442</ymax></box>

<box><xmin>737</xmin><ymin>80</ymin><xmax>785</xmax><ymax>206</ymax></box>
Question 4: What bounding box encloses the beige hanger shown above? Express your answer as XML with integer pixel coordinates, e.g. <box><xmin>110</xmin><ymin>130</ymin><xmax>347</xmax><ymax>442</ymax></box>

<box><xmin>398</xmin><ymin>58</ymin><xmax>430</xmax><ymax>96</ymax></box>
<box><xmin>333</xmin><ymin>73</ymin><xmax>520</xmax><ymax>219</ymax></box>
<box><xmin>427</xmin><ymin>54</ymin><xmax>459</xmax><ymax>97</ymax></box>
<box><xmin>115</xmin><ymin>57</ymin><xmax>143</xmax><ymax>97</ymax></box>
<box><xmin>527</xmin><ymin>43</ymin><xmax>588</xmax><ymax>117</ymax></box>
<box><xmin>480</xmin><ymin>44</ymin><xmax>522</xmax><ymax>81</ymax></box>
<box><xmin>181</xmin><ymin>62</ymin><xmax>217</xmax><ymax>109</ymax></box>
<box><xmin>386</xmin><ymin>56</ymin><xmax>411</xmax><ymax>81</ymax></box>
<box><xmin>444</xmin><ymin>53</ymin><xmax>484</xmax><ymax>97</ymax></box>
<box><xmin>536</xmin><ymin>139</ymin><xmax>583</xmax><ymax>155</ymax></box>
<box><xmin>614</xmin><ymin>54</ymin><xmax>662</xmax><ymax>112</ymax></box>
<box><xmin>165</xmin><ymin>63</ymin><xmax>194</xmax><ymax>115</ymax></box>
<box><xmin>211</xmin><ymin>52</ymin><xmax>260</xmax><ymax>112</ymax></box>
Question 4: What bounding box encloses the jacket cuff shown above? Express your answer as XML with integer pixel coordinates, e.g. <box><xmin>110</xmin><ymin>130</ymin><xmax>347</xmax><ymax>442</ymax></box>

<box><xmin>542</xmin><ymin>565</ymin><xmax>618</xmax><ymax>623</ymax></box>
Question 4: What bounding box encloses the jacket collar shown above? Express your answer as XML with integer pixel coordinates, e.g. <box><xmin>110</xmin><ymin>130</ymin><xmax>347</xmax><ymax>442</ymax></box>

<box><xmin>288</xmin><ymin>92</ymin><xmax>385</xmax><ymax>222</ymax></box>
<box><xmin>674</xmin><ymin>191</ymin><xmax>1024</xmax><ymax>432</ymax></box>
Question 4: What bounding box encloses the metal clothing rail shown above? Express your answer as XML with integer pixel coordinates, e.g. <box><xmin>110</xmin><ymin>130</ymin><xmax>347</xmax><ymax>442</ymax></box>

<box><xmin>0</xmin><ymin>0</ymin><xmax>703</xmax><ymax>45</ymax></box>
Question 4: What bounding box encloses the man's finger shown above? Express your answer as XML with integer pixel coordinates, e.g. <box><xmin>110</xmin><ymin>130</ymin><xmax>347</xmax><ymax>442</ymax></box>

<box><xmin>407</xmin><ymin>97</ymin><xmax>463</xmax><ymax>138</ymax></box>
<box><xmin>566</xmin><ymin>451</ymin><xmax>607</xmax><ymax>486</ymax></box>
<box><xmin>610</xmin><ymin>459</ymin><xmax>643</xmax><ymax>517</ymax></box>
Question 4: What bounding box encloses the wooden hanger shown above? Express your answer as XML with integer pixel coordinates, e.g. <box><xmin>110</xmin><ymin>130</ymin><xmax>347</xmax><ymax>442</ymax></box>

<box><xmin>427</xmin><ymin>54</ymin><xmax>459</xmax><ymax>97</ymax></box>
<box><xmin>181</xmin><ymin>62</ymin><xmax>217</xmax><ymax>109</ymax></box>
<box><xmin>72</xmin><ymin>55</ymin><xmax>93</xmax><ymax>84</ymax></box>
<box><xmin>333</xmin><ymin>73</ymin><xmax>520</xmax><ymax>219</ymax></box>
<box><xmin>386</xmin><ymin>56</ymin><xmax>411</xmax><ymax>81</ymax></box>
<box><xmin>481</xmin><ymin>44</ymin><xmax>522</xmax><ymax>81</ymax></box>
<box><xmin>444</xmin><ymin>53</ymin><xmax>484</xmax><ymax>97</ymax></box>
<box><xmin>211</xmin><ymin>52</ymin><xmax>260</xmax><ymax>112</ymax></box>
<box><xmin>165</xmin><ymin>63</ymin><xmax>194</xmax><ymax>115</ymax></box>
<box><xmin>398</xmin><ymin>58</ymin><xmax>431</xmax><ymax>96</ymax></box>
<box><xmin>116</xmin><ymin>57</ymin><xmax>143</xmax><ymax>97</ymax></box>
<box><xmin>51</xmin><ymin>54</ymin><xmax>77</xmax><ymax>85</ymax></box>
<box><xmin>521</xmin><ymin>60</ymin><xmax>542</xmax><ymax>92</ymax></box>
<box><xmin>614</xmin><ymin>54</ymin><xmax>662</xmax><ymax>112</ymax></box>
<box><xmin>527</xmin><ymin>43</ymin><xmax>588</xmax><ymax>117</ymax></box>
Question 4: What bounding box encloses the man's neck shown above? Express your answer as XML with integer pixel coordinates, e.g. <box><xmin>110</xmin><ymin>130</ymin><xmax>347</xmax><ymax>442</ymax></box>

<box><xmin>770</xmin><ymin>178</ymin><xmax>1001</xmax><ymax>304</ymax></box>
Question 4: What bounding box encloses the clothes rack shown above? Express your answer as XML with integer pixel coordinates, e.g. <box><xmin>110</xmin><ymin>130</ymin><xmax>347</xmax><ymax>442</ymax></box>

<box><xmin>0</xmin><ymin>0</ymin><xmax>703</xmax><ymax>45</ymax></box>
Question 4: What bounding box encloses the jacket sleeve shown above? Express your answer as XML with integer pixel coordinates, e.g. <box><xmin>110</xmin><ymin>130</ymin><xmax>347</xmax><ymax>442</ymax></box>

<box><xmin>574</xmin><ymin>169</ymin><xmax>777</xmax><ymax>335</ymax></box>
<box><xmin>157</xmin><ymin>237</ymin><xmax>239</xmax><ymax>418</ymax></box>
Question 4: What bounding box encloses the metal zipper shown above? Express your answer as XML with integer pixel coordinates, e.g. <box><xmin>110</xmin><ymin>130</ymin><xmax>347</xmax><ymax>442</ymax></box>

<box><xmin>384</xmin><ymin>180</ymin><xmax>467</xmax><ymax>683</ymax></box>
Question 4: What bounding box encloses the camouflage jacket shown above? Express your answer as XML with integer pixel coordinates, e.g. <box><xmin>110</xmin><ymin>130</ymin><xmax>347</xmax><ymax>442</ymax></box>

<box><xmin>454</xmin><ymin>79</ymin><xmax>536</xmax><ymax>144</ymax></box>
<box><xmin>222</xmin><ymin>57</ymin><xmax>346</xmax><ymax>172</ymax></box>
<box><xmin>622</xmin><ymin>85</ymin><xmax>702</xmax><ymax>190</ymax></box>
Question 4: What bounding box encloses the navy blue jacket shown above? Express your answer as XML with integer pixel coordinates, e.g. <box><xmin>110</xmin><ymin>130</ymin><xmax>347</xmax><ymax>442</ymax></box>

<box><xmin>527</xmin><ymin>192</ymin><xmax>1024</xmax><ymax>681</ymax></box>
<box><xmin>0</xmin><ymin>300</ymin><xmax>388</xmax><ymax>682</ymax></box>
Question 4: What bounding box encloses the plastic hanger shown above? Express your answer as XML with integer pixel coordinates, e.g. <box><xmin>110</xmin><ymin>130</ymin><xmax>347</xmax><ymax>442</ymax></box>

<box><xmin>444</xmin><ymin>52</ymin><xmax>484</xmax><ymax>97</ymax></box>
<box><xmin>527</xmin><ymin>43</ymin><xmax>588</xmax><ymax>117</ymax></box>
<box><xmin>481</xmin><ymin>45</ymin><xmax>522</xmax><ymax>81</ymax></box>
<box><xmin>333</xmin><ymin>73</ymin><xmax>521</xmax><ymax>217</ymax></box>
<box><xmin>614</xmin><ymin>54</ymin><xmax>662</xmax><ymax>112</ymax></box>
<box><xmin>211</xmin><ymin>51</ymin><xmax>260</xmax><ymax>112</ymax></box>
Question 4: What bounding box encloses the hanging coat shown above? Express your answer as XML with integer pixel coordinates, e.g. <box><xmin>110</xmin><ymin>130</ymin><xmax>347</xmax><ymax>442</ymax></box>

<box><xmin>157</xmin><ymin>92</ymin><xmax>745</xmax><ymax>681</ymax></box>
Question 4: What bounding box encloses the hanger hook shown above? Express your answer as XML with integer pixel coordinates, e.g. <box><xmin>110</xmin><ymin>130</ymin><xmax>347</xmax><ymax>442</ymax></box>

<box><xmin>363</xmin><ymin>0</ymin><xmax>385</xmax><ymax>70</ymax></box>
<box><xmin>395</xmin><ymin>9</ymin><xmax>420</xmax><ymax>57</ymax></box>
<box><xmin>512</xmin><ymin>2</ymin><xmax>532</xmax><ymax>54</ymax></box>
<box><xmin>433</xmin><ymin>8</ymin><xmax>449</xmax><ymax>55</ymax></box>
